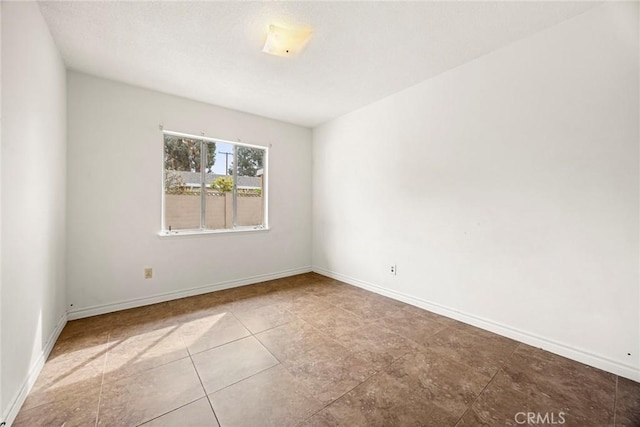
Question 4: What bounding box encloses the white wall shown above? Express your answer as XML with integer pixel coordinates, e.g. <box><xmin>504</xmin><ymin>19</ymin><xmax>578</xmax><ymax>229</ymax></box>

<box><xmin>66</xmin><ymin>72</ymin><xmax>312</xmax><ymax>316</ymax></box>
<box><xmin>313</xmin><ymin>3</ymin><xmax>639</xmax><ymax>380</ymax></box>
<box><xmin>0</xmin><ymin>0</ymin><xmax>4</xmax><ymax>416</ymax></box>
<box><xmin>1</xmin><ymin>1</ymin><xmax>67</xmax><ymax>422</ymax></box>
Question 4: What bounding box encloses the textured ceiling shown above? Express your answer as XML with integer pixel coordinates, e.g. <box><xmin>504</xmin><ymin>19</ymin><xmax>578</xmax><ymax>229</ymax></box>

<box><xmin>38</xmin><ymin>1</ymin><xmax>598</xmax><ymax>127</ymax></box>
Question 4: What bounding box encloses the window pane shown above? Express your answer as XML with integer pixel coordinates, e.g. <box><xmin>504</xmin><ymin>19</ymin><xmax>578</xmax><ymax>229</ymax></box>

<box><xmin>206</xmin><ymin>141</ymin><xmax>232</xmax><ymax>230</ymax></box>
<box><xmin>162</xmin><ymin>133</ymin><xmax>266</xmax><ymax>233</ymax></box>
<box><xmin>235</xmin><ymin>146</ymin><xmax>265</xmax><ymax>227</ymax></box>
<box><xmin>164</xmin><ymin>182</ymin><xmax>201</xmax><ymax>230</ymax></box>
<box><xmin>163</xmin><ymin>135</ymin><xmax>210</xmax><ymax>231</ymax></box>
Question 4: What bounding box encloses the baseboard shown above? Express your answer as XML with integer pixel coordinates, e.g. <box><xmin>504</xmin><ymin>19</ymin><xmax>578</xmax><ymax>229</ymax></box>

<box><xmin>67</xmin><ymin>266</ymin><xmax>313</xmax><ymax>320</ymax></box>
<box><xmin>2</xmin><ymin>312</ymin><xmax>68</xmax><ymax>427</ymax></box>
<box><xmin>313</xmin><ymin>266</ymin><xmax>640</xmax><ymax>383</ymax></box>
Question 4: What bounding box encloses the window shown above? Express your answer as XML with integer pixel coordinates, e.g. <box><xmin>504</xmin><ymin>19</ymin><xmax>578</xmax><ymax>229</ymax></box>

<box><xmin>162</xmin><ymin>131</ymin><xmax>267</xmax><ymax>234</ymax></box>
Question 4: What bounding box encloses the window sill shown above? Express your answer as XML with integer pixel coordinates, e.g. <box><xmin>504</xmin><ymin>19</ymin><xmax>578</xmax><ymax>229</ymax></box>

<box><xmin>157</xmin><ymin>226</ymin><xmax>270</xmax><ymax>238</ymax></box>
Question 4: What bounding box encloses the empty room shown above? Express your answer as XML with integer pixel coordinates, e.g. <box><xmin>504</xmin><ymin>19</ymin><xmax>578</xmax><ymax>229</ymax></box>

<box><xmin>1</xmin><ymin>1</ymin><xmax>638</xmax><ymax>426</ymax></box>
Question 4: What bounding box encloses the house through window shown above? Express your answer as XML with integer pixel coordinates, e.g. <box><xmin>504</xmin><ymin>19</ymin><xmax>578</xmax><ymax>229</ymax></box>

<box><xmin>162</xmin><ymin>131</ymin><xmax>267</xmax><ymax>233</ymax></box>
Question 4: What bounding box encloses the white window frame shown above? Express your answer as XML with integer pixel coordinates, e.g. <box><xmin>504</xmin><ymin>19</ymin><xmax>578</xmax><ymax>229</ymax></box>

<box><xmin>159</xmin><ymin>129</ymin><xmax>269</xmax><ymax>236</ymax></box>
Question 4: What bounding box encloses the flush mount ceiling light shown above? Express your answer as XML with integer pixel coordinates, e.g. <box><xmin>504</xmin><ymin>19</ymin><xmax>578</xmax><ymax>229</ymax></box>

<box><xmin>262</xmin><ymin>24</ymin><xmax>313</xmax><ymax>57</ymax></box>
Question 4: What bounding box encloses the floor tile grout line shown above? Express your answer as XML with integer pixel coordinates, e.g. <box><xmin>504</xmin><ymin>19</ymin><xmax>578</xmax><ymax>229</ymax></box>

<box><xmin>255</xmin><ymin>313</ymin><xmax>359</xmax><ymax>363</ymax></box>
<box><xmin>186</xmin><ymin>333</ymin><xmax>252</xmax><ymax>358</ymax></box>
<box><xmin>247</xmin><ymin>316</ymin><xmax>296</xmax><ymax>336</ymax></box>
<box><xmin>134</xmin><ymin>397</ymin><xmax>208</xmax><ymax>427</ymax></box>
<box><xmin>259</xmin><ymin>321</ymin><xmax>419</xmax><ymax>425</ymax></box>
<box><xmin>102</xmin><ymin>353</ymin><xmax>193</xmax><ymax>386</ymax></box>
<box><xmin>94</xmin><ymin>330</ymin><xmax>112</xmax><ymax>427</ymax></box>
<box><xmin>249</xmin><ymin>295</ymin><xmax>452</xmax><ymax>383</ymax></box>
<box><xmin>252</xmin><ymin>334</ymin><xmax>286</xmax><ymax>365</ymax></box>
<box><xmin>286</xmin><ymin>306</ymin><xmax>392</xmax><ymax>350</ymax></box>
<box><xmin>202</xmin><ymin>362</ymin><xmax>282</xmax><ymax>397</ymax></box>
<box><xmin>169</xmin><ymin>301</ymin><xmax>325</xmax><ymax>404</ymax></box>
<box><xmin>453</xmin><ymin>342</ymin><xmax>522</xmax><ymax>427</ymax></box>
<box><xmin>294</xmin><ymin>349</ymin><xmax>416</xmax><ymax>426</ymax></box>
<box><xmin>251</xmin><ymin>331</ymin><xmax>283</xmax><ymax>364</ymax></box>
<box><xmin>204</xmin><ymin>395</ymin><xmax>222</xmax><ymax>427</ymax></box>
<box><xmin>183</xmin><ymin>333</ymin><xmax>223</xmax><ymax>427</ymax></box>
<box><xmin>229</xmin><ymin>295</ymin><xmax>290</xmax><ymax>317</ymax></box>
<box><xmin>233</xmin><ymin>303</ymin><xmax>304</xmax><ymax>337</ymax></box>
<box><xmin>108</xmin><ymin>324</ymin><xmax>184</xmax><ymax>366</ymax></box>
<box><xmin>612</xmin><ymin>375</ymin><xmax>618</xmax><ymax>426</ymax></box>
<box><xmin>15</xmin><ymin>278</ymin><xmax>347</xmax><ymax>423</ymax></box>
<box><xmin>295</xmin><ymin>287</ymin><xmax>460</xmax><ymax>348</ymax></box>
<box><xmin>25</xmin><ymin>276</ymin><xmax>628</xmax><ymax>426</ymax></box>
<box><xmin>101</xmin><ymin>325</ymin><xmax>216</xmax><ymax>424</ymax></box>
<box><xmin>252</xmin><ymin>311</ymin><xmax>342</xmax><ymax>354</ymax></box>
<box><xmin>37</xmin><ymin>336</ymin><xmax>112</xmax><ymax>394</ymax></box>
<box><xmin>15</xmin><ymin>335</ymin><xmax>112</xmax><ymax>415</ymax></box>
<box><xmin>295</xmin><ymin>370</ymin><xmax>381</xmax><ymax>427</ymax></box>
<box><xmin>384</xmin><ymin>320</ymin><xmax>519</xmax><ymax>384</ymax></box>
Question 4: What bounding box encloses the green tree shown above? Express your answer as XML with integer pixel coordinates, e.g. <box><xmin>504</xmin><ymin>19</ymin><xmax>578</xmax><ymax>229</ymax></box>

<box><xmin>210</xmin><ymin>176</ymin><xmax>233</xmax><ymax>192</ymax></box>
<box><xmin>164</xmin><ymin>136</ymin><xmax>216</xmax><ymax>172</ymax></box>
<box><xmin>228</xmin><ymin>147</ymin><xmax>264</xmax><ymax>176</ymax></box>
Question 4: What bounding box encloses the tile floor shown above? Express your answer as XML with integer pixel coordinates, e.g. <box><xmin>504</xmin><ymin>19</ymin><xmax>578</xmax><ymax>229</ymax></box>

<box><xmin>13</xmin><ymin>273</ymin><xmax>640</xmax><ymax>426</ymax></box>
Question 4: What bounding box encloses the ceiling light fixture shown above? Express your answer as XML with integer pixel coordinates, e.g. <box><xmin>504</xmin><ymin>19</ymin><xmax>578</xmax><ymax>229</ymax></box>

<box><xmin>262</xmin><ymin>24</ymin><xmax>313</xmax><ymax>57</ymax></box>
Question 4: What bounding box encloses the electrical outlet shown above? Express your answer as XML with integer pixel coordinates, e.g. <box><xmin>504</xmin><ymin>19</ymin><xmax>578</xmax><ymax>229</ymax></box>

<box><xmin>390</xmin><ymin>264</ymin><xmax>396</xmax><ymax>275</ymax></box>
<box><xmin>144</xmin><ymin>268</ymin><xmax>153</xmax><ymax>279</ymax></box>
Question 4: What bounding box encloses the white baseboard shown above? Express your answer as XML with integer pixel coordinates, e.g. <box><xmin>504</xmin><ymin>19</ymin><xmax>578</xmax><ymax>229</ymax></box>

<box><xmin>313</xmin><ymin>266</ymin><xmax>640</xmax><ymax>383</ymax></box>
<box><xmin>2</xmin><ymin>312</ymin><xmax>68</xmax><ymax>427</ymax></box>
<box><xmin>67</xmin><ymin>266</ymin><xmax>313</xmax><ymax>320</ymax></box>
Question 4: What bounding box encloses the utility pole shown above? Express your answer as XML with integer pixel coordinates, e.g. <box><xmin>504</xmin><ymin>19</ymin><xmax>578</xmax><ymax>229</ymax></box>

<box><xmin>219</xmin><ymin>151</ymin><xmax>233</xmax><ymax>175</ymax></box>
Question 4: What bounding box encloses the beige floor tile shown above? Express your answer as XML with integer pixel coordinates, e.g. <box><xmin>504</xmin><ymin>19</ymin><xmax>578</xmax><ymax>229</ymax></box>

<box><xmin>179</xmin><ymin>310</ymin><xmax>251</xmax><ymax>355</ymax></box>
<box><xmin>334</xmin><ymin>323</ymin><xmax>421</xmax><ymax>370</ymax></box>
<box><xmin>423</xmin><ymin>324</ymin><xmax>519</xmax><ymax>378</ymax></box>
<box><xmin>281</xmin><ymin>294</ymin><xmax>335</xmax><ymax>317</ymax></box>
<box><xmin>331</xmin><ymin>292</ymin><xmax>403</xmax><ymax>320</ymax></box>
<box><xmin>192</xmin><ymin>336</ymin><xmax>279</xmax><ymax>394</ymax></box>
<box><xmin>232</xmin><ymin>302</ymin><xmax>296</xmax><ymax>334</ymax></box>
<box><xmin>227</xmin><ymin>291</ymin><xmax>286</xmax><ymax>312</ymax></box>
<box><xmin>297</xmin><ymin>408</ymin><xmax>342</xmax><ymax>427</ymax></box>
<box><xmin>327</xmin><ymin>347</ymin><xmax>489</xmax><ymax>426</ymax></box>
<box><xmin>141</xmin><ymin>397</ymin><xmax>219</xmax><ymax>426</ymax></box>
<box><xmin>326</xmin><ymin>363</ymin><xmax>458</xmax><ymax>426</ymax></box>
<box><xmin>98</xmin><ymin>357</ymin><xmax>204</xmax><ymax>426</ymax></box>
<box><xmin>14</xmin><ymin>273</ymin><xmax>637</xmax><ymax>426</ymax></box>
<box><xmin>280</xmin><ymin>339</ymin><xmax>376</xmax><ymax>404</ymax></box>
<box><xmin>256</xmin><ymin>318</ymin><xmax>335</xmax><ymax>361</ymax></box>
<box><xmin>60</xmin><ymin>314</ymin><xmax>115</xmax><ymax>340</ymax></box>
<box><xmin>396</xmin><ymin>304</ymin><xmax>459</xmax><ymax>325</ymax></box>
<box><xmin>390</xmin><ymin>349</ymin><xmax>490</xmax><ymax>417</ymax></box>
<box><xmin>166</xmin><ymin>294</ymin><xmax>233</xmax><ymax>323</ymax></box>
<box><xmin>375</xmin><ymin>308</ymin><xmax>452</xmax><ymax>346</ymax></box>
<box><xmin>327</xmin><ymin>337</ymin><xmax>494</xmax><ymax>425</ymax></box>
<box><xmin>13</xmin><ymin>385</ymin><xmax>100</xmax><ymax>427</ymax></box>
<box><xmin>364</xmin><ymin>291</ymin><xmax>407</xmax><ymax>307</ymax></box>
<box><xmin>616</xmin><ymin>377</ymin><xmax>640</xmax><ymax>426</ymax></box>
<box><xmin>317</xmin><ymin>285</ymin><xmax>372</xmax><ymax>307</ymax></box>
<box><xmin>299</xmin><ymin>305</ymin><xmax>369</xmax><ymax>337</ymax></box>
<box><xmin>496</xmin><ymin>344</ymin><xmax>616</xmax><ymax>426</ymax></box>
<box><xmin>270</xmin><ymin>279</ymin><xmax>342</xmax><ymax>301</ymax></box>
<box><xmin>209</xmin><ymin>365</ymin><xmax>323</xmax><ymax>427</ymax></box>
<box><xmin>109</xmin><ymin>302</ymin><xmax>179</xmax><ymax>335</ymax></box>
<box><xmin>457</xmin><ymin>367</ymin><xmax>567</xmax><ymax>426</ymax></box>
<box><xmin>23</xmin><ymin>331</ymin><xmax>108</xmax><ymax>410</ymax></box>
<box><xmin>104</xmin><ymin>324</ymin><xmax>189</xmax><ymax>382</ymax></box>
